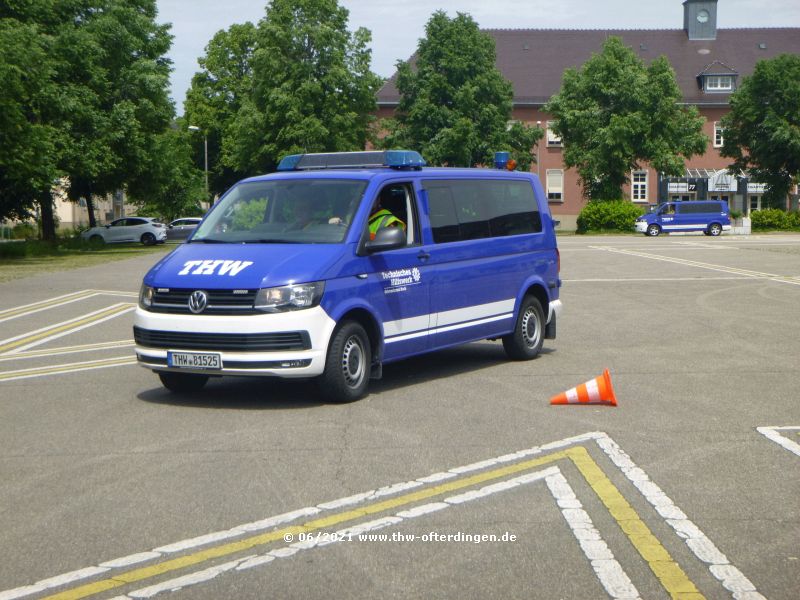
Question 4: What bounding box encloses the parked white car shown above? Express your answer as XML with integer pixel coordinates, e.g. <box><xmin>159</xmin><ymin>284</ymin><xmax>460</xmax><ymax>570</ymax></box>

<box><xmin>81</xmin><ymin>217</ymin><xmax>167</xmax><ymax>245</ymax></box>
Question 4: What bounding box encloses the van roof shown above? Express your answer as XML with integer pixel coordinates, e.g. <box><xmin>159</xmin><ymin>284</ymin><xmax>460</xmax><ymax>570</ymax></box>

<box><xmin>241</xmin><ymin>166</ymin><xmax>537</xmax><ymax>185</ymax></box>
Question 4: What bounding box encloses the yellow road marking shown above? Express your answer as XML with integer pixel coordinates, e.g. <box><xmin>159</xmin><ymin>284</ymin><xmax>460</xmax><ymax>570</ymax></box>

<box><xmin>42</xmin><ymin>448</ymin><xmax>702</xmax><ymax>600</ymax></box>
<box><xmin>0</xmin><ymin>356</ymin><xmax>135</xmax><ymax>381</ymax></box>
<box><xmin>0</xmin><ymin>340</ymin><xmax>134</xmax><ymax>362</ymax></box>
<box><xmin>0</xmin><ymin>291</ymin><xmax>94</xmax><ymax>320</ymax></box>
<box><xmin>566</xmin><ymin>447</ymin><xmax>702</xmax><ymax>599</ymax></box>
<box><xmin>0</xmin><ymin>304</ymin><xmax>134</xmax><ymax>355</ymax></box>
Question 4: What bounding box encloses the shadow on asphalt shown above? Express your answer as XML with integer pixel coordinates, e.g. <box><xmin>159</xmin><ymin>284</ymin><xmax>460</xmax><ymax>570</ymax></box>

<box><xmin>136</xmin><ymin>340</ymin><xmax>555</xmax><ymax>410</ymax></box>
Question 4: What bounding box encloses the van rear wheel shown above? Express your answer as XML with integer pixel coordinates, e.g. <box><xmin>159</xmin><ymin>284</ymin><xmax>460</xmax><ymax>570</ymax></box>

<box><xmin>502</xmin><ymin>296</ymin><xmax>544</xmax><ymax>360</ymax></box>
<box><xmin>318</xmin><ymin>321</ymin><xmax>371</xmax><ymax>403</ymax></box>
<box><xmin>708</xmin><ymin>223</ymin><xmax>722</xmax><ymax>236</ymax></box>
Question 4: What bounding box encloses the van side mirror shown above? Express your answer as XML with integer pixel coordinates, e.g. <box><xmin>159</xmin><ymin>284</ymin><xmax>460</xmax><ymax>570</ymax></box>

<box><xmin>363</xmin><ymin>227</ymin><xmax>406</xmax><ymax>253</ymax></box>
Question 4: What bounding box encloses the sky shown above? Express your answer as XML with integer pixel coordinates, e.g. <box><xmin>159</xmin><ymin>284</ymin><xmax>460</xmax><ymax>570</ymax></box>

<box><xmin>155</xmin><ymin>0</ymin><xmax>800</xmax><ymax>114</ymax></box>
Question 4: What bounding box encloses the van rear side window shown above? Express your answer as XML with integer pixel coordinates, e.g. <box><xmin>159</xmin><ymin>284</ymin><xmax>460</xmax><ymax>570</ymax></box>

<box><xmin>424</xmin><ymin>179</ymin><xmax>542</xmax><ymax>244</ymax></box>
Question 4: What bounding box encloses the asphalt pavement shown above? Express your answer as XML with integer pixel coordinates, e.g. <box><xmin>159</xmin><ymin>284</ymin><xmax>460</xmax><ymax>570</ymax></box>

<box><xmin>1</xmin><ymin>233</ymin><xmax>798</xmax><ymax>600</ymax></box>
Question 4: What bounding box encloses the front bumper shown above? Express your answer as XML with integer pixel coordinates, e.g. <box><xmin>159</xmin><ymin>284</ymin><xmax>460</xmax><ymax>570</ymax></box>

<box><xmin>134</xmin><ymin>305</ymin><xmax>336</xmax><ymax>378</ymax></box>
<box><xmin>635</xmin><ymin>221</ymin><xmax>647</xmax><ymax>233</ymax></box>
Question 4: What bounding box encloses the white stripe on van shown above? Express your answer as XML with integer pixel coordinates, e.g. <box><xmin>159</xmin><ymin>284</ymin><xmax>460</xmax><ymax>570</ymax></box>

<box><xmin>383</xmin><ymin>298</ymin><xmax>516</xmax><ymax>344</ymax></box>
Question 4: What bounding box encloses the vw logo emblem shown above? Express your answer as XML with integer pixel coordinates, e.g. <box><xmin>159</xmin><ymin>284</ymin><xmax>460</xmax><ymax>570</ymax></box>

<box><xmin>188</xmin><ymin>290</ymin><xmax>208</xmax><ymax>314</ymax></box>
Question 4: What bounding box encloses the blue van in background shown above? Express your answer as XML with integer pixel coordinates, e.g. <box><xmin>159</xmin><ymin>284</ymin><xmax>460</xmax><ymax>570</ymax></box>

<box><xmin>134</xmin><ymin>151</ymin><xmax>562</xmax><ymax>402</ymax></box>
<box><xmin>635</xmin><ymin>200</ymin><xmax>731</xmax><ymax>236</ymax></box>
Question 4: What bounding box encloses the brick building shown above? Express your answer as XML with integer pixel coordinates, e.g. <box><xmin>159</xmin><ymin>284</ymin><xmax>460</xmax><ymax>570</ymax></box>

<box><xmin>376</xmin><ymin>0</ymin><xmax>800</xmax><ymax>229</ymax></box>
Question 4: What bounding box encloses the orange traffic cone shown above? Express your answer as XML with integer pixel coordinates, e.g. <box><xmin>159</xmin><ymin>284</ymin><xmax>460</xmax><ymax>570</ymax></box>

<box><xmin>550</xmin><ymin>369</ymin><xmax>617</xmax><ymax>406</ymax></box>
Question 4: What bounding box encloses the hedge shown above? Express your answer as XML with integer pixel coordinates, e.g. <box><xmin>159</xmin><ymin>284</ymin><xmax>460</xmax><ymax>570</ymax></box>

<box><xmin>576</xmin><ymin>200</ymin><xmax>644</xmax><ymax>233</ymax></box>
<box><xmin>750</xmin><ymin>209</ymin><xmax>800</xmax><ymax>230</ymax></box>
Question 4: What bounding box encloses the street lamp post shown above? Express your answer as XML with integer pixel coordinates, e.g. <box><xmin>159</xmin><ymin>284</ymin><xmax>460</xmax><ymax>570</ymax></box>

<box><xmin>188</xmin><ymin>125</ymin><xmax>209</xmax><ymax>203</ymax></box>
<box><xmin>536</xmin><ymin>120</ymin><xmax>542</xmax><ymax>180</ymax></box>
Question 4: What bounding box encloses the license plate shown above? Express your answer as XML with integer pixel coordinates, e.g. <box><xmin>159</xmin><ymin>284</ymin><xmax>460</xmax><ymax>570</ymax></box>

<box><xmin>167</xmin><ymin>351</ymin><xmax>222</xmax><ymax>370</ymax></box>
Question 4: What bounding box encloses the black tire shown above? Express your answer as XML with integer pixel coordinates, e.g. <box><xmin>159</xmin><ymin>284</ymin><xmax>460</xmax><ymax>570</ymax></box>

<box><xmin>646</xmin><ymin>224</ymin><xmax>661</xmax><ymax>237</ymax></box>
<box><xmin>318</xmin><ymin>321</ymin><xmax>371</xmax><ymax>403</ymax></box>
<box><xmin>89</xmin><ymin>234</ymin><xmax>104</xmax><ymax>244</ymax></box>
<box><xmin>158</xmin><ymin>371</ymin><xmax>208</xmax><ymax>393</ymax></box>
<box><xmin>502</xmin><ymin>295</ymin><xmax>545</xmax><ymax>360</ymax></box>
<box><xmin>708</xmin><ymin>223</ymin><xmax>722</xmax><ymax>236</ymax></box>
<box><xmin>141</xmin><ymin>232</ymin><xmax>156</xmax><ymax>246</ymax></box>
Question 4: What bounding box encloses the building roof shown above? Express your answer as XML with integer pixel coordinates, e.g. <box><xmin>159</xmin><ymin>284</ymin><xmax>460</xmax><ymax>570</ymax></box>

<box><xmin>377</xmin><ymin>28</ymin><xmax>800</xmax><ymax>107</ymax></box>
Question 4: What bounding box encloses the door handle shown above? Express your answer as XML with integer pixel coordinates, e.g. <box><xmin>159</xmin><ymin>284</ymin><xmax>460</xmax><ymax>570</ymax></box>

<box><xmin>417</xmin><ymin>251</ymin><xmax>430</xmax><ymax>261</ymax></box>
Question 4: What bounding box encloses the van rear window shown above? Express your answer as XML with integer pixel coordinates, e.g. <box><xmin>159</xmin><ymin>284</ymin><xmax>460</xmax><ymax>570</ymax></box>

<box><xmin>423</xmin><ymin>179</ymin><xmax>541</xmax><ymax>244</ymax></box>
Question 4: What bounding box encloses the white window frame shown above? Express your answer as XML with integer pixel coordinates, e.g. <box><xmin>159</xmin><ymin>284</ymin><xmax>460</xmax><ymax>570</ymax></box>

<box><xmin>546</xmin><ymin>121</ymin><xmax>562</xmax><ymax>147</ymax></box>
<box><xmin>631</xmin><ymin>170</ymin><xmax>648</xmax><ymax>202</ymax></box>
<box><xmin>705</xmin><ymin>75</ymin><xmax>733</xmax><ymax>92</ymax></box>
<box><xmin>713</xmin><ymin>122</ymin><xmax>724</xmax><ymax>148</ymax></box>
<box><xmin>546</xmin><ymin>169</ymin><xmax>563</xmax><ymax>202</ymax></box>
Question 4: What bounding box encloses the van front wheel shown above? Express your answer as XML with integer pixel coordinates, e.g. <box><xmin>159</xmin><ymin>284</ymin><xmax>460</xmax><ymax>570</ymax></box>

<box><xmin>502</xmin><ymin>296</ymin><xmax>544</xmax><ymax>360</ymax></box>
<box><xmin>318</xmin><ymin>321</ymin><xmax>371</xmax><ymax>403</ymax></box>
<box><xmin>647</xmin><ymin>224</ymin><xmax>661</xmax><ymax>236</ymax></box>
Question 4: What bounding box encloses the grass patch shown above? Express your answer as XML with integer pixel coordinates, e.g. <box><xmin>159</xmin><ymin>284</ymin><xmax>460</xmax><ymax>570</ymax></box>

<box><xmin>0</xmin><ymin>240</ymin><xmax>171</xmax><ymax>283</ymax></box>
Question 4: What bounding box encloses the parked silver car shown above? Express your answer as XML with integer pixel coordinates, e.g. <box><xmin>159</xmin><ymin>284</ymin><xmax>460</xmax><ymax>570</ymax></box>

<box><xmin>166</xmin><ymin>217</ymin><xmax>202</xmax><ymax>242</ymax></box>
<box><xmin>81</xmin><ymin>217</ymin><xmax>167</xmax><ymax>245</ymax></box>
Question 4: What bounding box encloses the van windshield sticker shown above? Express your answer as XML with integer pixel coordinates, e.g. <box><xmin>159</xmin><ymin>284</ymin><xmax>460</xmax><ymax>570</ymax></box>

<box><xmin>178</xmin><ymin>260</ymin><xmax>254</xmax><ymax>276</ymax></box>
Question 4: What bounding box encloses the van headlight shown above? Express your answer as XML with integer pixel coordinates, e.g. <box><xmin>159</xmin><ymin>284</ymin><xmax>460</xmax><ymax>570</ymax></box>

<box><xmin>254</xmin><ymin>282</ymin><xmax>325</xmax><ymax>312</ymax></box>
<box><xmin>139</xmin><ymin>284</ymin><xmax>154</xmax><ymax>309</ymax></box>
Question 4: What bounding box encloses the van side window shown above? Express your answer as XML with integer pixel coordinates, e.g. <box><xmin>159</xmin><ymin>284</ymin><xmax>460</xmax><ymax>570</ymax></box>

<box><xmin>424</xmin><ymin>179</ymin><xmax>541</xmax><ymax>244</ymax></box>
<box><xmin>370</xmin><ymin>183</ymin><xmax>420</xmax><ymax>246</ymax></box>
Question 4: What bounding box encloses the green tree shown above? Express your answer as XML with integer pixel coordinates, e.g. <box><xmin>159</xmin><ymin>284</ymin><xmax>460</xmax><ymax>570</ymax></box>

<box><xmin>225</xmin><ymin>0</ymin><xmax>382</xmax><ymax>174</ymax></box>
<box><xmin>184</xmin><ymin>22</ymin><xmax>257</xmax><ymax>198</ymax></box>
<box><xmin>382</xmin><ymin>11</ymin><xmax>541</xmax><ymax>170</ymax></box>
<box><xmin>545</xmin><ymin>37</ymin><xmax>707</xmax><ymax>200</ymax></box>
<box><xmin>0</xmin><ymin>5</ymin><xmax>65</xmax><ymax>237</ymax></box>
<box><xmin>127</xmin><ymin>125</ymin><xmax>205</xmax><ymax>221</ymax></box>
<box><xmin>721</xmin><ymin>54</ymin><xmax>800</xmax><ymax>208</ymax></box>
<box><xmin>57</xmin><ymin>0</ymin><xmax>175</xmax><ymax>230</ymax></box>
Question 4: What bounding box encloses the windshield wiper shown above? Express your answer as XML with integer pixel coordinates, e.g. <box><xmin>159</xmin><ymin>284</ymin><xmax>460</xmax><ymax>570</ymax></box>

<box><xmin>241</xmin><ymin>239</ymin><xmax>304</xmax><ymax>244</ymax></box>
<box><xmin>188</xmin><ymin>237</ymin><xmax>228</xmax><ymax>244</ymax></box>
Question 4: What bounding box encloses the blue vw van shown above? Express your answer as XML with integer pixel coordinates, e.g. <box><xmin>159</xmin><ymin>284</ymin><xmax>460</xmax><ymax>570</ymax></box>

<box><xmin>134</xmin><ymin>151</ymin><xmax>562</xmax><ymax>402</ymax></box>
<box><xmin>635</xmin><ymin>200</ymin><xmax>731</xmax><ymax>236</ymax></box>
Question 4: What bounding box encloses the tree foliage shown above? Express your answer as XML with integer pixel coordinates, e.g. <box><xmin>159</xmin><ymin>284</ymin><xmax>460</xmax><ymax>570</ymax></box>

<box><xmin>127</xmin><ymin>125</ymin><xmax>205</xmax><ymax>221</ymax></box>
<box><xmin>184</xmin><ymin>22</ymin><xmax>257</xmax><ymax>198</ymax></box>
<box><xmin>224</xmin><ymin>0</ymin><xmax>381</xmax><ymax>175</ymax></box>
<box><xmin>0</xmin><ymin>0</ymin><xmax>177</xmax><ymax>238</ymax></box>
<box><xmin>383</xmin><ymin>11</ymin><xmax>541</xmax><ymax>170</ymax></box>
<box><xmin>545</xmin><ymin>37</ymin><xmax>707</xmax><ymax>200</ymax></box>
<box><xmin>721</xmin><ymin>54</ymin><xmax>800</xmax><ymax>207</ymax></box>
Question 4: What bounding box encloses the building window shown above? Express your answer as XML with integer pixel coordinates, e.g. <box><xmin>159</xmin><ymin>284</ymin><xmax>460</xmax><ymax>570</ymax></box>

<box><xmin>506</xmin><ymin>119</ymin><xmax>520</xmax><ymax>131</ymax></box>
<box><xmin>631</xmin><ymin>170</ymin><xmax>648</xmax><ymax>202</ymax></box>
<box><xmin>705</xmin><ymin>75</ymin><xmax>734</xmax><ymax>92</ymax></box>
<box><xmin>714</xmin><ymin>122</ymin><xmax>724</xmax><ymax>148</ymax></box>
<box><xmin>546</xmin><ymin>121</ymin><xmax>562</xmax><ymax>147</ymax></box>
<box><xmin>546</xmin><ymin>169</ymin><xmax>563</xmax><ymax>201</ymax></box>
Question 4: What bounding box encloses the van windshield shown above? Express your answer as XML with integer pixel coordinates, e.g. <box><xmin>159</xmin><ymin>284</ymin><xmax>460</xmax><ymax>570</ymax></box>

<box><xmin>191</xmin><ymin>179</ymin><xmax>367</xmax><ymax>244</ymax></box>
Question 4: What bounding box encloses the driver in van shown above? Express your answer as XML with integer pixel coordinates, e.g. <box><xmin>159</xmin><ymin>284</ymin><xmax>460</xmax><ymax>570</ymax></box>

<box><xmin>368</xmin><ymin>188</ymin><xmax>406</xmax><ymax>240</ymax></box>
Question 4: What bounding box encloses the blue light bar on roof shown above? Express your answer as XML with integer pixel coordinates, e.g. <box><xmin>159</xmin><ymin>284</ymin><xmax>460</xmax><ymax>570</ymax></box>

<box><xmin>277</xmin><ymin>151</ymin><xmax>426</xmax><ymax>171</ymax></box>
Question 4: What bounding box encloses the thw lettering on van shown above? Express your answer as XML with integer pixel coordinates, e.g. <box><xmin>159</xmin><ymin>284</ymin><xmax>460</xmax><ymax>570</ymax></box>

<box><xmin>178</xmin><ymin>260</ymin><xmax>254</xmax><ymax>276</ymax></box>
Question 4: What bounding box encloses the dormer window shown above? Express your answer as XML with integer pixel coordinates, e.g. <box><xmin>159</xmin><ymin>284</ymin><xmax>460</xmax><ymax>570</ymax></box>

<box><xmin>697</xmin><ymin>61</ymin><xmax>738</xmax><ymax>93</ymax></box>
<box><xmin>705</xmin><ymin>75</ymin><xmax>734</xmax><ymax>91</ymax></box>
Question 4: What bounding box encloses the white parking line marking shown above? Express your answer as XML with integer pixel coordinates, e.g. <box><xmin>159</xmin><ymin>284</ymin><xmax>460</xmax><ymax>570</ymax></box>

<box><xmin>594</xmin><ymin>246</ymin><xmax>800</xmax><ymax>286</ymax></box>
<box><xmin>0</xmin><ymin>432</ymin><xmax>764</xmax><ymax>600</ymax></box>
<box><xmin>0</xmin><ymin>304</ymin><xmax>134</xmax><ymax>356</ymax></box>
<box><xmin>756</xmin><ymin>426</ymin><xmax>800</xmax><ymax>457</ymax></box>
<box><xmin>0</xmin><ymin>340</ymin><xmax>134</xmax><ymax>363</ymax></box>
<box><xmin>0</xmin><ymin>357</ymin><xmax>136</xmax><ymax>383</ymax></box>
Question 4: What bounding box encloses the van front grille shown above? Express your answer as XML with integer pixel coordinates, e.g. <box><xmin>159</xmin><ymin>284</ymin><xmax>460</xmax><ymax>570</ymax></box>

<box><xmin>133</xmin><ymin>327</ymin><xmax>311</xmax><ymax>352</ymax></box>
